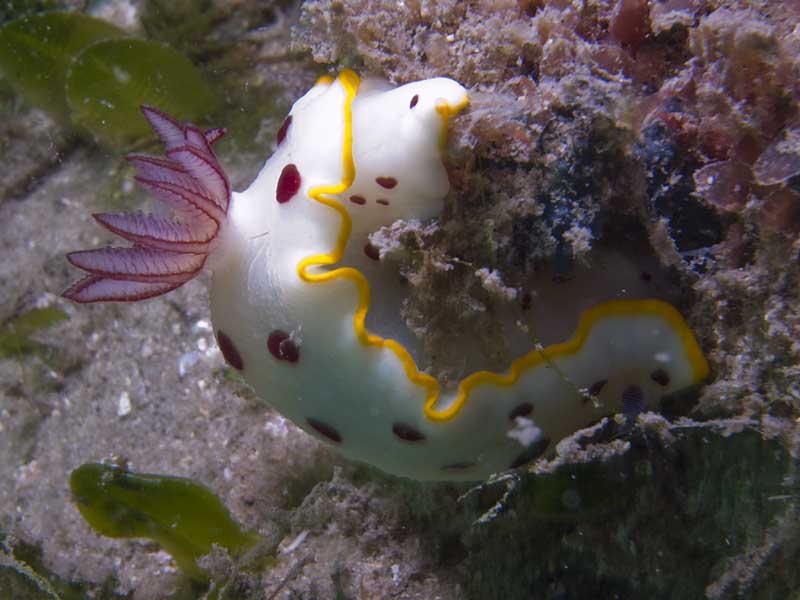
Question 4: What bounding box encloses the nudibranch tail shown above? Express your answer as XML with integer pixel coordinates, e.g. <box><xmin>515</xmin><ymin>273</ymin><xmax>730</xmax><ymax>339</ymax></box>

<box><xmin>63</xmin><ymin>106</ymin><xmax>230</xmax><ymax>303</ymax></box>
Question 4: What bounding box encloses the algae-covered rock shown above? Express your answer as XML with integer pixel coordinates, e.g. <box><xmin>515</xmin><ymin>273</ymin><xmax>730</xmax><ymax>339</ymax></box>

<box><xmin>464</xmin><ymin>422</ymin><xmax>795</xmax><ymax>599</ymax></box>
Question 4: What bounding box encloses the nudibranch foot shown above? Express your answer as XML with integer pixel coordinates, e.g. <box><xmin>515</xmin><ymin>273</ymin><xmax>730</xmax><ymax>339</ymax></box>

<box><xmin>63</xmin><ymin>106</ymin><xmax>230</xmax><ymax>303</ymax></box>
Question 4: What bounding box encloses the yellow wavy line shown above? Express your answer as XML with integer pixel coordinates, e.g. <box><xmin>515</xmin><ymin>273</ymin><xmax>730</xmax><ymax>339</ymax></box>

<box><xmin>297</xmin><ymin>70</ymin><xmax>710</xmax><ymax>423</ymax></box>
<box><xmin>297</xmin><ymin>70</ymin><xmax>441</xmax><ymax>403</ymax></box>
<box><xmin>449</xmin><ymin>299</ymin><xmax>710</xmax><ymax>420</ymax></box>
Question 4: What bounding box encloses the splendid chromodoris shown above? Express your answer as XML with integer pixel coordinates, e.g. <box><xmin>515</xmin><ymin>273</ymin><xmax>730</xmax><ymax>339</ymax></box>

<box><xmin>63</xmin><ymin>70</ymin><xmax>709</xmax><ymax>481</ymax></box>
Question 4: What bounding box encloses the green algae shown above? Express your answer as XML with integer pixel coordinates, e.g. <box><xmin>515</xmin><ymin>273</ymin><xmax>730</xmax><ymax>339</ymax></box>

<box><xmin>0</xmin><ymin>12</ymin><xmax>216</xmax><ymax>144</ymax></box>
<box><xmin>464</xmin><ymin>427</ymin><xmax>793</xmax><ymax>599</ymax></box>
<box><xmin>0</xmin><ymin>305</ymin><xmax>83</xmax><ymax>400</ymax></box>
<box><xmin>0</xmin><ymin>307</ymin><xmax>68</xmax><ymax>361</ymax></box>
<box><xmin>69</xmin><ymin>463</ymin><xmax>258</xmax><ymax>581</ymax></box>
<box><xmin>0</xmin><ymin>13</ymin><xmax>125</xmax><ymax>123</ymax></box>
<box><xmin>65</xmin><ymin>37</ymin><xmax>217</xmax><ymax>144</ymax></box>
<box><xmin>522</xmin><ymin>462</ymin><xmax>639</xmax><ymax>521</ymax></box>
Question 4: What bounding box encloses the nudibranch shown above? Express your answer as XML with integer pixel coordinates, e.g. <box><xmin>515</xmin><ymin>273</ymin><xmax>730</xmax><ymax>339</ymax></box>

<box><xmin>64</xmin><ymin>70</ymin><xmax>709</xmax><ymax>481</ymax></box>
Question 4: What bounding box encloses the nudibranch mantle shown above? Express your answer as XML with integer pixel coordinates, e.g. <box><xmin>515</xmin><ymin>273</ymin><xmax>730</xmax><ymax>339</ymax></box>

<box><xmin>64</xmin><ymin>70</ymin><xmax>709</xmax><ymax>481</ymax></box>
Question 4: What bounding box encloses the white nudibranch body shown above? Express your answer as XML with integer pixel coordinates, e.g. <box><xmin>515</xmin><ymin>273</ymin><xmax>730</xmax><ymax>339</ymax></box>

<box><xmin>64</xmin><ymin>70</ymin><xmax>709</xmax><ymax>481</ymax></box>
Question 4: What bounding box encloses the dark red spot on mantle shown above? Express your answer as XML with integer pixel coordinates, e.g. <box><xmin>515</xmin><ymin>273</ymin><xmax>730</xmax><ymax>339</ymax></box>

<box><xmin>364</xmin><ymin>242</ymin><xmax>380</xmax><ymax>261</ymax></box>
<box><xmin>376</xmin><ymin>198</ymin><xmax>390</xmax><ymax>206</ymax></box>
<box><xmin>216</xmin><ymin>330</ymin><xmax>243</xmax><ymax>370</ymax></box>
<box><xmin>307</xmin><ymin>418</ymin><xmax>342</xmax><ymax>443</ymax></box>
<box><xmin>349</xmin><ymin>195</ymin><xmax>366</xmax><ymax>205</ymax></box>
<box><xmin>409</xmin><ymin>94</ymin><xmax>419</xmax><ymax>109</ymax></box>
<box><xmin>375</xmin><ymin>176</ymin><xmax>397</xmax><ymax>189</ymax></box>
<box><xmin>267</xmin><ymin>329</ymin><xmax>299</xmax><ymax>363</ymax></box>
<box><xmin>276</xmin><ymin>115</ymin><xmax>292</xmax><ymax>145</ymax></box>
<box><xmin>276</xmin><ymin>164</ymin><xmax>301</xmax><ymax>204</ymax></box>
<box><xmin>392</xmin><ymin>422</ymin><xmax>426</xmax><ymax>442</ymax></box>
<box><xmin>508</xmin><ymin>402</ymin><xmax>533</xmax><ymax>420</ymax></box>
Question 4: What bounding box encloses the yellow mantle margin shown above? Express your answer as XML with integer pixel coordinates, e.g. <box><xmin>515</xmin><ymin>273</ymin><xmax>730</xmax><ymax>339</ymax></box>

<box><xmin>296</xmin><ymin>70</ymin><xmax>710</xmax><ymax>423</ymax></box>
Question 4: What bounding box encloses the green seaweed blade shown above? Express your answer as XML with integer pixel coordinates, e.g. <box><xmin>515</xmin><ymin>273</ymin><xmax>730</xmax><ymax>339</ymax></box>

<box><xmin>0</xmin><ymin>12</ymin><xmax>125</xmax><ymax>121</ymax></box>
<box><xmin>65</xmin><ymin>38</ymin><xmax>217</xmax><ymax>144</ymax></box>
<box><xmin>70</xmin><ymin>463</ymin><xmax>257</xmax><ymax>579</ymax></box>
<box><xmin>0</xmin><ymin>307</ymin><xmax>69</xmax><ymax>359</ymax></box>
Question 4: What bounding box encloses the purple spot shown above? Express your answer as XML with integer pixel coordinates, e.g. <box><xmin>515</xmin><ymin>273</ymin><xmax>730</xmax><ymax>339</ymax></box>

<box><xmin>276</xmin><ymin>164</ymin><xmax>301</xmax><ymax>204</ymax></box>
<box><xmin>349</xmin><ymin>195</ymin><xmax>366</xmax><ymax>205</ymax></box>
<box><xmin>307</xmin><ymin>418</ymin><xmax>342</xmax><ymax>443</ymax></box>
<box><xmin>375</xmin><ymin>176</ymin><xmax>398</xmax><ymax>189</ymax></box>
<box><xmin>364</xmin><ymin>243</ymin><xmax>380</xmax><ymax>261</ymax></box>
<box><xmin>392</xmin><ymin>422</ymin><xmax>426</xmax><ymax>442</ymax></box>
<box><xmin>216</xmin><ymin>330</ymin><xmax>243</xmax><ymax>370</ymax></box>
<box><xmin>267</xmin><ymin>330</ymin><xmax>299</xmax><ymax>363</ymax></box>
<box><xmin>409</xmin><ymin>94</ymin><xmax>419</xmax><ymax>109</ymax></box>
<box><xmin>376</xmin><ymin>199</ymin><xmax>390</xmax><ymax>206</ymax></box>
<box><xmin>276</xmin><ymin>115</ymin><xmax>292</xmax><ymax>145</ymax></box>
